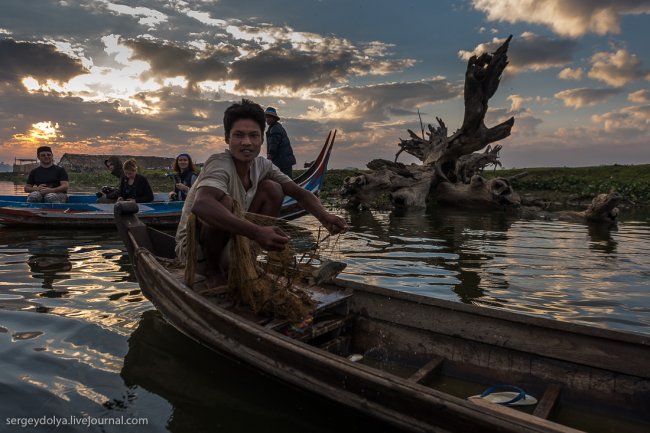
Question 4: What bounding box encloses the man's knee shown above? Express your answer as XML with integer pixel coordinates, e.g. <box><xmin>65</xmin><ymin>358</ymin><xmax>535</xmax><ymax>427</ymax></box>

<box><xmin>26</xmin><ymin>192</ymin><xmax>43</xmax><ymax>202</ymax></box>
<box><xmin>44</xmin><ymin>193</ymin><xmax>67</xmax><ymax>203</ymax></box>
<box><xmin>258</xmin><ymin>179</ymin><xmax>284</xmax><ymax>202</ymax></box>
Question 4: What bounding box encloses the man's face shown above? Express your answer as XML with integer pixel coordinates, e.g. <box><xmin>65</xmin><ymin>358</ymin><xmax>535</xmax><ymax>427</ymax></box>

<box><xmin>226</xmin><ymin>119</ymin><xmax>263</xmax><ymax>163</ymax></box>
<box><xmin>37</xmin><ymin>151</ymin><xmax>53</xmax><ymax>165</ymax></box>
<box><xmin>265</xmin><ymin>115</ymin><xmax>276</xmax><ymax>126</ymax></box>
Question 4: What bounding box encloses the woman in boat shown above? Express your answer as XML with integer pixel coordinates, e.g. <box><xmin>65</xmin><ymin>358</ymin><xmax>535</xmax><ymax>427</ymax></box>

<box><xmin>96</xmin><ymin>155</ymin><xmax>123</xmax><ymax>203</ymax></box>
<box><xmin>168</xmin><ymin>153</ymin><xmax>198</xmax><ymax>201</ymax></box>
<box><xmin>117</xmin><ymin>159</ymin><xmax>154</xmax><ymax>203</ymax></box>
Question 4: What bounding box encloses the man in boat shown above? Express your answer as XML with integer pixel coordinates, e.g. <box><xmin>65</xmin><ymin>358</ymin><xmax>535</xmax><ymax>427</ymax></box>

<box><xmin>175</xmin><ymin>99</ymin><xmax>347</xmax><ymax>286</ymax></box>
<box><xmin>24</xmin><ymin>146</ymin><xmax>69</xmax><ymax>203</ymax></box>
<box><xmin>265</xmin><ymin>106</ymin><xmax>296</xmax><ymax>177</ymax></box>
<box><xmin>96</xmin><ymin>155</ymin><xmax>123</xmax><ymax>203</ymax></box>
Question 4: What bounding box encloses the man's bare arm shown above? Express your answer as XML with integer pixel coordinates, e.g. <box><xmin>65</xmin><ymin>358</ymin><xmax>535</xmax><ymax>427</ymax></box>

<box><xmin>282</xmin><ymin>182</ymin><xmax>348</xmax><ymax>234</ymax></box>
<box><xmin>191</xmin><ymin>186</ymin><xmax>289</xmax><ymax>250</ymax></box>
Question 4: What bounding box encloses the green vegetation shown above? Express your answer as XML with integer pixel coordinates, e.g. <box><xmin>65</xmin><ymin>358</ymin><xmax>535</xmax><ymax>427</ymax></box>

<box><xmin>0</xmin><ymin>168</ymin><xmax>367</xmax><ymax>199</ymax></box>
<box><xmin>3</xmin><ymin>164</ymin><xmax>649</xmax><ymax>204</ymax></box>
<box><xmin>484</xmin><ymin>165</ymin><xmax>650</xmax><ymax>203</ymax></box>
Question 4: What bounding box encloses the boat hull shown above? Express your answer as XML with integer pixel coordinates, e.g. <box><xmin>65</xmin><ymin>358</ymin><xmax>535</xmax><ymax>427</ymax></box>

<box><xmin>115</xmin><ymin>204</ymin><xmax>650</xmax><ymax>433</ymax></box>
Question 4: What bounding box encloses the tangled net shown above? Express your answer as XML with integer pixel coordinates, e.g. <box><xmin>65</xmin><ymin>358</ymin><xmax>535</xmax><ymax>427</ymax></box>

<box><xmin>184</xmin><ymin>200</ymin><xmax>342</xmax><ymax>324</ymax></box>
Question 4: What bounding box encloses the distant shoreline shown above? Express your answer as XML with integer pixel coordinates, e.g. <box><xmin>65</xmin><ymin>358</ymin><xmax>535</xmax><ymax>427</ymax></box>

<box><xmin>2</xmin><ymin>164</ymin><xmax>649</xmax><ymax>206</ymax></box>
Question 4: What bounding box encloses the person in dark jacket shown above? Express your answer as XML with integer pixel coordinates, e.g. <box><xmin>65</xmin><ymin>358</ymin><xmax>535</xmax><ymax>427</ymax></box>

<box><xmin>24</xmin><ymin>146</ymin><xmax>69</xmax><ymax>203</ymax></box>
<box><xmin>117</xmin><ymin>159</ymin><xmax>154</xmax><ymax>203</ymax></box>
<box><xmin>168</xmin><ymin>153</ymin><xmax>198</xmax><ymax>201</ymax></box>
<box><xmin>265</xmin><ymin>106</ymin><xmax>296</xmax><ymax>177</ymax></box>
<box><xmin>96</xmin><ymin>155</ymin><xmax>123</xmax><ymax>203</ymax></box>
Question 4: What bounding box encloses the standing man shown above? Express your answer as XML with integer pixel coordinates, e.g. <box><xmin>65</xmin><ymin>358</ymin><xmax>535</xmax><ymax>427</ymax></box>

<box><xmin>24</xmin><ymin>146</ymin><xmax>69</xmax><ymax>203</ymax></box>
<box><xmin>265</xmin><ymin>106</ymin><xmax>296</xmax><ymax>177</ymax></box>
<box><xmin>175</xmin><ymin>99</ymin><xmax>347</xmax><ymax>286</ymax></box>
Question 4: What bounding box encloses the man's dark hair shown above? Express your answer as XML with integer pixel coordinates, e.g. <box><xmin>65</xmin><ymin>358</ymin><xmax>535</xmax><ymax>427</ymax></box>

<box><xmin>36</xmin><ymin>146</ymin><xmax>52</xmax><ymax>156</ymax></box>
<box><xmin>223</xmin><ymin>99</ymin><xmax>265</xmax><ymax>139</ymax></box>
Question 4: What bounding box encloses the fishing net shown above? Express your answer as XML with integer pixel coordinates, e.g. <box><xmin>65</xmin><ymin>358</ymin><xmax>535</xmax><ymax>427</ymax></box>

<box><xmin>183</xmin><ymin>199</ymin><xmax>342</xmax><ymax>324</ymax></box>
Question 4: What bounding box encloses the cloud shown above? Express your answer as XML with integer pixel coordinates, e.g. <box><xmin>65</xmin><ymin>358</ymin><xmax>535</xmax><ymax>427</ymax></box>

<box><xmin>229</xmin><ymin>35</ymin><xmax>416</xmax><ymax>94</ymax></box>
<box><xmin>487</xmin><ymin>101</ymin><xmax>543</xmax><ymax>136</ymax></box>
<box><xmin>628</xmin><ymin>89</ymin><xmax>650</xmax><ymax>103</ymax></box>
<box><xmin>306</xmin><ymin>78</ymin><xmax>460</xmax><ymax>123</ymax></box>
<box><xmin>558</xmin><ymin>67</ymin><xmax>583</xmax><ymax>80</ymax></box>
<box><xmin>0</xmin><ymin>82</ymin><xmax>234</xmax><ymax>161</ymax></box>
<box><xmin>588</xmin><ymin>49</ymin><xmax>649</xmax><ymax>87</ymax></box>
<box><xmin>501</xmin><ymin>115</ymin><xmax>650</xmax><ymax>167</ymax></box>
<box><xmin>0</xmin><ymin>38</ymin><xmax>87</xmax><ymax>84</ymax></box>
<box><xmin>507</xmin><ymin>94</ymin><xmax>532</xmax><ymax>111</ymax></box>
<box><xmin>123</xmin><ymin>38</ymin><xmax>231</xmax><ymax>88</ymax></box>
<box><xmin>472</xmin><ymin>0</ymin><xmax>650</xmax><ymax>37</ymax></box>
<box><xmin>554</xmin><ymin>87</ymin><xmax>621</xmax><ymax>108</ymax></box>
<box><xmin>592</xmin><ymin>104</ymin><xmax>650</xmax><ymax>132</ymax></box>
<box><xmin>102</xmin><ymin>2</ymin><xmax>168</xmax><ymax>28</ymax></box>
<box><xmin>458</xmin><ymin>33</ymin><xmax>577</xmax><ymax>74</ymax></box>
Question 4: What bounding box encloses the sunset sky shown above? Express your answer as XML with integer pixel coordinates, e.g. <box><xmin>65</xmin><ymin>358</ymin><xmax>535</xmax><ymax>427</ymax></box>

<box><xmin>1</xmin><ymin>0</ymin><xmax>649</xmax><ymax>169</ymax></box>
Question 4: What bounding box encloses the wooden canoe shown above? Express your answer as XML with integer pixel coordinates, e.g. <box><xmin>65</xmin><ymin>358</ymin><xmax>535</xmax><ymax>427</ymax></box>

<box><xmin>0</xmin><ymin>130</ymin><xmax>336</xmax><ymax>228</ymax></box>
<box><xmin>114</xmin><ymin>203</ymin><xmax>650</xmax><ymax>433</ymax></box>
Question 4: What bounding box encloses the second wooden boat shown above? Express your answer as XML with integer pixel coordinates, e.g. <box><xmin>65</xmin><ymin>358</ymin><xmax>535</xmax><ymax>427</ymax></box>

<box><xmin>0</xmin><ymin>131</ymin><xmax>336</xmax><ymax>228</ymax></box>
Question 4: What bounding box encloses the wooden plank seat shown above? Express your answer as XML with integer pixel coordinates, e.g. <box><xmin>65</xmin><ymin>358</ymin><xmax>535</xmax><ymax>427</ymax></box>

<box><xmin>533</xmin><ymin>384</ymin><xmax>562</xmax><ymax>419</ymax></box>
<box><xmin>408</xmin><ymin>355</ymin><xmax>445</xmax><ymax>384</ymax></box>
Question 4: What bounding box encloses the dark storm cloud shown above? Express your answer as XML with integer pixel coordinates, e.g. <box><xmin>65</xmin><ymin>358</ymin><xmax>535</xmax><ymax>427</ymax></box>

<box><xmin>459</xmin><ymin>34</ymin><xmax>578</xmax><ymax>73</ymax></box>
<box><xmin>509</xmin><ymin>34</ymin><xmax>577</xmax><ymax>71</ymax></box>
<box><xmin>124</xmin><ymin>39</ymin><xmax>232</xmax><ymax>86</ymax></box>
<box><xmin>229</xmin><ymin>41</ymin><xmax>415</xmax><ymax>92</ymax></box>
<box><xmin>0</xmin><ymin>38</ymin><xmax>87</xmax><ymax>83</ymax></box>
<box><xmin>1</xmin><ymin>0</ymin><xmax>123</xmax><ymax>40</ymax></box>
<box><xmin>311</xmin><ymin>78</ymin><xmax>461</xmax><ymax>122</ymax></box>
<box><xmin>230</xmin><ymin>46</ymin><xmax>354</xmax><ymax>91</ymax></box>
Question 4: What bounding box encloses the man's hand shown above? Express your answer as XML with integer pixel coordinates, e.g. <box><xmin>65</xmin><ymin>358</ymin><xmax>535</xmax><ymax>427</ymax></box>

<box><xmin>37</xmin><ymin>185</ymin><xmax>52</xmax><ymax>194</ymax></box>
<box><xmin>252</xmin><ymin>225</ymin><xmax>290</xmax><ymax>251</ymax></box>
<box><xmin>321</xmin><ymin>213</ymin><xmax>348</xmax><ymax>235</ymax></box>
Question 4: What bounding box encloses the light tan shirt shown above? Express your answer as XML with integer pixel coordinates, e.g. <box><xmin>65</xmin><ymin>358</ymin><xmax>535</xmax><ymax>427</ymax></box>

<box><xmin>175</xmin><ymin>151</ymin><xmax>292</xmax><ymax>261</ymax></box>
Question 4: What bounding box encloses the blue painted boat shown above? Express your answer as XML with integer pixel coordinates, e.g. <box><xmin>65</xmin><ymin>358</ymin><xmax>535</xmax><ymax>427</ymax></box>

<box><xmin>0</xmin><ymin>130</ymin><xmax>336</xmax><ymax>228</ymax></box>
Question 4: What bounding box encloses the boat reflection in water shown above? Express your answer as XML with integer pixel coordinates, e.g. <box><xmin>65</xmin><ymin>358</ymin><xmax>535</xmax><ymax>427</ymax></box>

<box><xmin>26</xmin><ymin>240</ymin><xmax>72</xmax><ymax>297</ymax></box>
<box><xmin>122</xmin><ymin>310</ymin><xmax>405</xmax><ymax>433</ymax></box>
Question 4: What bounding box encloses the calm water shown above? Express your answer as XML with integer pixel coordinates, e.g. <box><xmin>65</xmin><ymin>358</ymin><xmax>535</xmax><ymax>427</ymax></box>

<box><xmin>1</xmin><ymin>181</ymin><xmax>649</xmax><ymax>432</ymax></box>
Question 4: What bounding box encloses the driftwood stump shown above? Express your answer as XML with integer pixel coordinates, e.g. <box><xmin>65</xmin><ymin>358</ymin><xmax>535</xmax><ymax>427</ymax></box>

<box><xmin>341</xmin><ymin>35</ymin><xmax>519</xmax><ymax>210</ymax></box>
<box><xmin>522</xmin><ymin>192</ymin><xmax>623</xmax><ymax>225</ymax></box>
